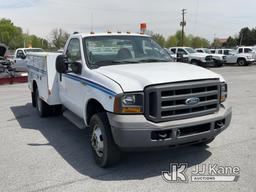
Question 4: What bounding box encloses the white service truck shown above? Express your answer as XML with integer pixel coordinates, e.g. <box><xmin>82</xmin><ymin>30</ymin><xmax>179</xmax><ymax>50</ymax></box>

<box><xmin>27</xmin><ymin>33</ymin><xmax>232</xmax><ymax>167</ymax></box>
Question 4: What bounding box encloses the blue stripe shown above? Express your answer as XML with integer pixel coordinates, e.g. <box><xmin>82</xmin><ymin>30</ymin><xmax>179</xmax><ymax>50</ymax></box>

<box><xmin>28</xmin><ymin>65</ymin><xmax>47</xmax><ymax>74</ymax></box>
<box><xmin>63</xmin><ymin>74</ymin><xmax>117</xmax><ymax>96</ymax></box>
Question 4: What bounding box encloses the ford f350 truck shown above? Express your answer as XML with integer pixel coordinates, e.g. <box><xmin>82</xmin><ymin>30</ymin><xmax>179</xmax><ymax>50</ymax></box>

<box><xmin>27</xmin><ymin>33</ymin><xmax>232</xmax><ymax>167</ymax></box>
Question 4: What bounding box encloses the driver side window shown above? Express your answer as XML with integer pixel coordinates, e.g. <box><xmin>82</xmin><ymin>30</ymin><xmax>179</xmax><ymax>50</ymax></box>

<box><xmin>17</xmin><ymin>50</ymin><xmax>25</xmax><ymax>59</ymax></box>
<box><xmin>66</xmin><ymin>38</ymin><xmax>82</xmax><ymax>74</ymax></box>
<box><xmin>177</xmin><ymin>48</ymin><xmax>187</xmax><ymax>55</ymax></box>
<box><xmin>66</xmin><ymin>39</ymin><xmax>81</xmax><ymax>62</ymax></box>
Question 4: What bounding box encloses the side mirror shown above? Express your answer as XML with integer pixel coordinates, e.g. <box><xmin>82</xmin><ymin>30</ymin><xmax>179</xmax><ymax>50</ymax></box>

<box><xmin>56</xmin><ymin>55</ymin><xmax>68</xmax><ymax>74</ymax></box>
<box><xmin>71</xmin><ymin>61</ymin><xmax>82</xmax><ymax>74</ymax></box>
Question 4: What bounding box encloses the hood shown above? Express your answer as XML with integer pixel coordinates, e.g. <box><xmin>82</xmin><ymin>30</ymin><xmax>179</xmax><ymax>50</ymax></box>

<box><xmin>95</xmin><ymin>62</ymin><xmax>224</xmax><ymax>92</ymax></box>
<box><xmin>0</xmin><ymin>44</ymin><xmax>7</xmax><ymax>57</ymax></box>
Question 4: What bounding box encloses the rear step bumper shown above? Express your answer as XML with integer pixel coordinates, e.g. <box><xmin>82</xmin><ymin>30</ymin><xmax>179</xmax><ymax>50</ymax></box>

<box><xmin>108</xmin><ymin>102</ymin><xmax>232</xmax><ymax>149</ymax></box>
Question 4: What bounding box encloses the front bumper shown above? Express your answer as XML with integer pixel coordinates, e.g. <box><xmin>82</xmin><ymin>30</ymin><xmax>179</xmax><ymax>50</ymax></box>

<box><xmin>246</xmin><ymin>59</ymin><xmax>255</xmax><ymax>64</ymax></box>
<box><xmin>108</xmin><ymin>102</ymin><xmax>232</xmax><ymax>149</ymax></box>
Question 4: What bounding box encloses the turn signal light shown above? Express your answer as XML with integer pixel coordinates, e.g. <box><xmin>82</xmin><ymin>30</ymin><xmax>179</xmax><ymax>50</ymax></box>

<box><xmin>121</xmin><ymin>107</ymin><xmax>142</xmax><ymax>113</ymax></box>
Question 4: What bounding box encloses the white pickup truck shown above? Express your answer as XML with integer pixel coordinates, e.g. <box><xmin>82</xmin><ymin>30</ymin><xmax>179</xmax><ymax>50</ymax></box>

<box><xmin>27</xmin><ymin>33</ymin><xmax>232</xmax><ymax>167</ymax></box>
<box><xmin>14</xmin><ymin>48</ymin><xmax>44</xmax><ymax>71</ymax></box>
<box><xmin>195</xmin><ymin>48</ymin><xmax>226</xmax><ymax>67</ymax></box>
<box><xmin>214</xmin><ymin>49</ymin><xmax>254</xmax><ymax>66</ymax></box>
<box><xmin>169</xmin><ymin>47</ymin><xmax>214</xmax><ymax>67</ymax></box>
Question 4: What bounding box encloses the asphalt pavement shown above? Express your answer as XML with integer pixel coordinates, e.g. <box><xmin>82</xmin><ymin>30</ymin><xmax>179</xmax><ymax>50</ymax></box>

<box><xmin>0</xmin><ymin>66</ymin><xmax>255</xmax><ymax>192</ymax></box>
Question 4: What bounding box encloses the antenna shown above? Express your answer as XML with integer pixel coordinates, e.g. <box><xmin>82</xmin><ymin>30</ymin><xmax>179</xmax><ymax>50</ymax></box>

<box><xmin>91</xmin><ymin>12</ymin><xmax>94</xmax><ymax>33</ymax></box>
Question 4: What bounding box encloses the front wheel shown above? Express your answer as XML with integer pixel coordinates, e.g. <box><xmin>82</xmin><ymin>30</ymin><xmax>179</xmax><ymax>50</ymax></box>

<box><xmin>89</xmin><ymin>113</ymin><xmax>121</xmax><ymax>167</ymax></box>
<box><xmin>237</xmin><ymin>59</ymin><xmax>247</xmax><ymax>66</ymax></box>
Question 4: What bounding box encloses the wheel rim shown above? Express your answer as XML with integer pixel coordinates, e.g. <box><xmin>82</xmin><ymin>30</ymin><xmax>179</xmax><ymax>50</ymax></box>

<box><xmin>238</xmin><ymin>60</ymin><xmax>244</xmax><ymax>66</ymax></box>
<box><xmin>91</xmin><ymin>125</ymin><xmax>104</xmax><ymax>157</ymax></box>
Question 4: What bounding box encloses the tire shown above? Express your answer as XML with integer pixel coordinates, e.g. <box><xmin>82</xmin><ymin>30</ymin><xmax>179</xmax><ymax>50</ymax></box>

<box><xmin>237</xmin><ymin>58</ymin><xmax>247</xmax><ymax>66</ymax></box>
<box><xmin>214</xmin><ymin>61</ymin><xmax>223</xmax><ymax>67</ymax></box>
<box><xmin>89</xmin><ymin>113</ymin><xmax>121</xmax><ymax>167</ymax></box>
<box><xmin>191</xmin><ymin>60</ymin><xmax>199</xmax><ymax>65</ymax></box>
<box><xmin>35</xmin><ymin>89</ymin><xmax>51</xmax><ymax>117</ymax></box>
<box><xmin>50</xmin><ymin>105</ymin><xmax>62</xmax><ymax>116</ymax></box>
<box><xmin>195</xmin><ymin>137</ymin><xmax>215</xmax><ymax>146</ymax></box>
<box><xmin>31</xmin><ymin>92</ymin><xmax>36</xmax><ymax>107</ymax></box>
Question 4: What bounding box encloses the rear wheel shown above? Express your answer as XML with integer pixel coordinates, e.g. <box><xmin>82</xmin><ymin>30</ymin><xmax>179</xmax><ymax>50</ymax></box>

<box><xmin>31</xmin><ymin>92</ymin><xmax>36</xmax><ymax>107</ymax></box>
<box><xmin>89</xmin><ymin>113</ymin><xmax>121</xmax><ymax>167</ymax></box>
<box><xmin>35</xmin><ymin>89</ymin><xmax>51</xmax><ymax>117</ymax></box>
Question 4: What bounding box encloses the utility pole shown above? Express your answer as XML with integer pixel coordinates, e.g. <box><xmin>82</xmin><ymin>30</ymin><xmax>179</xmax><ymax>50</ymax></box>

<box><xmin>180</xmin><ymin>9</ymin><xmax>187</xmax><ymax>46</ymax></box>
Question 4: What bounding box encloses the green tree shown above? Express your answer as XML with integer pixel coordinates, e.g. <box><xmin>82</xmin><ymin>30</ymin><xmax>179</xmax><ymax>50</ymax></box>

<box><xmin>24</xmin><ymin>34</ymin><xmax>49</xmax><ymax>49</ymax></box>
<box><xmin>238</xmin><ymin>27</ymin><xmax>255</xmax><ymax>46</ymax></box>
<box><xmin>211</xmin><ymin>38</ymin><xmax>222</xmax><ymax>48</ymax></box>
<box><xmin>151</xmin><ymin>33</ymin><xmax>165</xmax><ymax>47</ymax></box>
<box><xmin>51</xmin><ymin>28</ymin><xmax>70</xmax><ymax>49</ymax></box>
<box><xmin>223</xmin><ymin>36</ymin><xmax>238</xmax><ymax>48</ymax></box>
<box><xmin>165</xmin><ymin>35</ymin><xmax>177</xmax><ymax>48</ymax></box>
<box><xmin>0</xmin><ymin>18</ymin><xmax>24</xmax><ymax>49</ymax></box>
<box><xmin>190</xmin><ymin>36</ymin><xmax>210</xmax><ymax>48</ymax></box>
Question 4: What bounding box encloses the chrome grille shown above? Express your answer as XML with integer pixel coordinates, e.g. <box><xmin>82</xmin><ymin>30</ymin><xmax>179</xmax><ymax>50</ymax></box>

<box><xmin>144</xmin><ymin>80</ymin><xmax>221</xmax><ymax>123</ymax></box>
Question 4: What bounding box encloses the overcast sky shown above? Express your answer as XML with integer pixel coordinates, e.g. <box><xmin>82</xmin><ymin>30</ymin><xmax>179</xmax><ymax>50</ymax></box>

<box><xmin>0</xmin><ymin>0</ymin><xmax>255</xmax><ymax>41</ymax></box>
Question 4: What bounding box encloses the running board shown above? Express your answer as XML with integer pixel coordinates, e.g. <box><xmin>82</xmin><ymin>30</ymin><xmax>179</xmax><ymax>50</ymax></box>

<box><xmin>63</xmin><ymin>110</ymin><xmax>86</xmax><ymax>129</ymax></box>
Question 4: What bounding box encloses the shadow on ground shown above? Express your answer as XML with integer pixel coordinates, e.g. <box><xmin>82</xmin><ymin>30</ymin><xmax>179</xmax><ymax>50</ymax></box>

<box><xmin>10</xmin><ymin>103</ymin><xmax>212</xmax><ymax>181</ymax></box>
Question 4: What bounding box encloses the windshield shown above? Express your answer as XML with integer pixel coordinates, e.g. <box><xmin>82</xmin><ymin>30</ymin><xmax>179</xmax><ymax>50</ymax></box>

<box><xmin>25</xmin><ymin>49</ymin><xmax>44</xmax><ymax>53</ymax></box>
<box><xmin>83</xmin><ymin>35</ymin><xmax>171</xmax><ymax>68</ymax></box>
<box><xmin>203</xmin><ymin>48</ymin><xmax>211</xmax><ymax>54</ymax></box>
<box><xmin>185</xmin><ymin>48</ymin><xmax>196</xmax><ymax>53</ymax></box>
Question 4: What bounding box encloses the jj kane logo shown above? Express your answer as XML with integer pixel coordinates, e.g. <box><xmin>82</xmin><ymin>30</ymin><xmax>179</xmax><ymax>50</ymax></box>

<box><xmin>162</xmin><ymin>163</ymin><xmax>240</xmax><ymax>183</ymax></box>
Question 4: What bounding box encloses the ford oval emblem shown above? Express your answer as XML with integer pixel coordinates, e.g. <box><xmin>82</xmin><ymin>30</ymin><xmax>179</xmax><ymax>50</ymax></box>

<box><xmin>185</xmin><ymin>97</ymin><xmax>200</xmax><ymax>105</ymax></box>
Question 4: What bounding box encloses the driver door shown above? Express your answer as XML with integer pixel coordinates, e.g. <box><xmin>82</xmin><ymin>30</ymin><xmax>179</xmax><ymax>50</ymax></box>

<box><xmin>59</xmin><ymin>38</ymin><xmax>84</xmax><ymax>117</ymax></box>
<box><xmin>15</xmin><ymin>50</ymin><xmax>27</xmax><ymax>71</ymax></box>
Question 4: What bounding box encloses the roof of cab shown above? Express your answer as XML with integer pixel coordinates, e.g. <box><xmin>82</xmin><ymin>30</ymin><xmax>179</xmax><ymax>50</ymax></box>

<box><xmin>72</xmin><ymin>32</ymin><xmax>150</xmax><ymax>38</ymax></box>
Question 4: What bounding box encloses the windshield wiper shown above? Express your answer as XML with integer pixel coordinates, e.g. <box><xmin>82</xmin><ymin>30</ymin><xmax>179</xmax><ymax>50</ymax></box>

<box><xmin>91</xmin><ymin>60</ymin><xmax>139</xmax><ymax>68</ymax></box>
<box><xmin>138</xmin><ymin>58</ymin><xmax>170</xmax><ymax>63</ymax></box>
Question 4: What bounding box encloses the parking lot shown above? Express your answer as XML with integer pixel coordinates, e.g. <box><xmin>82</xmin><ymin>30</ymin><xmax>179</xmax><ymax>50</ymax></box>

<box><xmin>0</xmin><ymin>65</ymin><xmax>256</xmax><ymax>192</ymax></box>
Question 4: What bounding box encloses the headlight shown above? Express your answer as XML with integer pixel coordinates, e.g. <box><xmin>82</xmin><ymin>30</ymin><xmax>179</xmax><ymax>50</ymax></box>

<box><xmin>220</xmin><ymin>83</ymin><xmax>227</xmax><ymax>103</ymax></box>
<box><xmin>246</xmin><ymin>56</ymin><xmax>252</xmax><ymax>59</ymax></box>
<box><xmin>114</xmin><ymin>93</ymin><xmax>144</xmax><ymax>113</ymax></box>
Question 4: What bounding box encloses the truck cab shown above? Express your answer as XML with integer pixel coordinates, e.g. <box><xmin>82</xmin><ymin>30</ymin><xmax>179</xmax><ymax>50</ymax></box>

<box><xmin>14</xmin><ymin>48</ymin><xmax>44</xmax><ymax>71</ymax></box>
<box><xmin>237</xmin><ymin>46</ymin><xmax>256</xmax><ymax>61</ymax></box>
<box><xmin>28</xmin><ymin>33</ymin><xmax>232</xmax><ymax>167</ymax></box>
